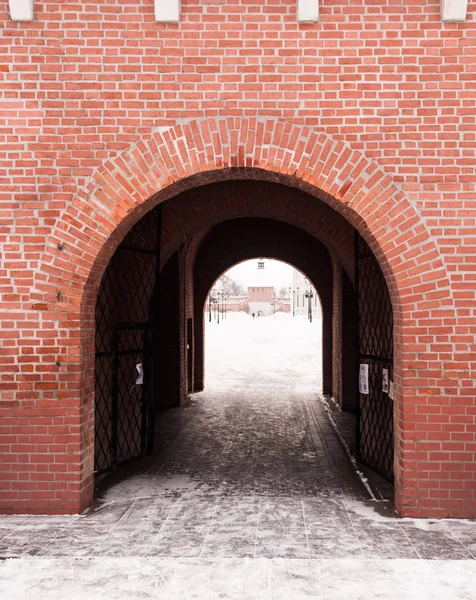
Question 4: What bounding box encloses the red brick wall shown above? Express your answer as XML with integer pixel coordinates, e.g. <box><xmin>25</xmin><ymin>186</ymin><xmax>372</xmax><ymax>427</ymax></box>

<box><xmin>248</xmin><ymin>287</ymin><xmax>274</xmax><ymax>302</ymax></box>
<box><xmin>0</xmin><ymin>0</ymin><xmax>475</xmax><ymax>517</ymax></box>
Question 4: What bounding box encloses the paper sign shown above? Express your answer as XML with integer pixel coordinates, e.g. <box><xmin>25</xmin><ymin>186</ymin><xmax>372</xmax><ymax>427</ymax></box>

<box><xmin>359</xmin><ymin>363</ymin><xmax>369</xmax><ymax>395</ymax></box>
<box><xmin>135</xmin><ymin>363</ymin><xmax>144</xmax><ymax>385</ymax></box>
<box><xmin>388</xmin><ymin>380</ymin><xmax>394</xmax><ymax>401</ymax></box>
<box><xmin>382</xmin><ymin>368</ymin><xmax>389</xmax><ymax>393</ymax></box>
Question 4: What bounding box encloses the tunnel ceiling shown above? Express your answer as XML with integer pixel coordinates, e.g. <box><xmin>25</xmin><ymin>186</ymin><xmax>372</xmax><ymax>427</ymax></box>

<box><xmin>159</xmin><ymin>179</ymin><xmax>355</xmax><ymax>278</ymax></box>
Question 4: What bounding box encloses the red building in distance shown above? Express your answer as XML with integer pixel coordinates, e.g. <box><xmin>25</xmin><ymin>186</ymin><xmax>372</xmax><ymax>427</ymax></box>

<box><xmin>248</xmin><ymin>286</ymin><xmax>274</xmax><ymax>302</ymax></box>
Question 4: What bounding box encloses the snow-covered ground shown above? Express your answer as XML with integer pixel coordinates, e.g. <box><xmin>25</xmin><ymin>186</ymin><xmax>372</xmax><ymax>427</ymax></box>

<box><xmin>205</xmin><ymin>311</ymin><xmax>322</xmax><ymax>393</ymax></box>
<box><xmin>2</xmin><ymin>557</ymin><xmax>476</xmax><ymax>599</ymax></box>
<box><xmin>1</xmin><ymin>312</ymin><xmax>476</xmax><ymax>599</ymax></box>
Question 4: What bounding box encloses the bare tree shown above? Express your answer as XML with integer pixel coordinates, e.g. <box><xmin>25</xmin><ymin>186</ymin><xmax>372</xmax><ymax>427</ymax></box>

<box><xmin>217</xmin><ymin>274</ymin><xmax>246</xmax><ymax>297</ymax></box>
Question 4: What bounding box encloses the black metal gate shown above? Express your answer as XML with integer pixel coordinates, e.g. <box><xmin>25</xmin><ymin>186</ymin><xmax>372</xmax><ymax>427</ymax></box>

<box><xmin>94</xmin><ymin>207</ymin><xmax>161</xmax><ymax>475</ymax></box>
<box><xmin>95</xmin><ymin>324</ymin><xmax>152</xmax><ymax>473</ymax></box>
<box><xmin>355</xmin><ymin>232</ymin><xmax>394</xmax><ymax>481</ymax></box>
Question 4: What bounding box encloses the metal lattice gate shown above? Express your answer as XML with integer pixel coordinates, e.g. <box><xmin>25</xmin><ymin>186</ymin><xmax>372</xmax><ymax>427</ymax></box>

<box><xmin>94</xmin><ymin>207</ymin><xmax>161</xmax><ymax>475</ymax></box>
<box><xmin>355</xmin><ymin>232</ymin><xmax>394</xmax><ymax>481</ymax></box>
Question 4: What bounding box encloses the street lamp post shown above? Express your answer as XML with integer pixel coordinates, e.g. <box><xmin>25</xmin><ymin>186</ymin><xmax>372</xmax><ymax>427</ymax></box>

<box><xmin>289</xmin><ymin>286</ymin><xmax>299</xmax><ymax>317</ymax></box>
<box><xmin>209</xmin><ymin>290</ymin><xmax>219</xmax><ymax>322</ymax></box>
<box><xmin>305</xmin><ymin>287</ymin><xmax>314</xmax><ymax>322</ymax></box>
<box><xmin>209</xmin><ymin>289</ymin><xmax>218</xmax><ymax>323</ymax></box>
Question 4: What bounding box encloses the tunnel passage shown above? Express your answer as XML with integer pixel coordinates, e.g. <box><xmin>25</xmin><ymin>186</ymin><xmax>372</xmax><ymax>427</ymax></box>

<box><xmin>191</xmin><ymin>218</ymin><xmax>334</xmax><ymax>397</ymax></box>
<box><xmin>93</xmin><ymin>179</ymin><xmax>394</xmax><ymax>486</ymax></box>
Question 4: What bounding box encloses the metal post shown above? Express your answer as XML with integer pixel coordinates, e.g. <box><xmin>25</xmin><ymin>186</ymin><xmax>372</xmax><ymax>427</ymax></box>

<box><xmin>141</xmin><ymin>326</ymin><xmax>150</xmax><ymax>455</ymax></box>
<box><xmin>354</xmin><ymin>229</ymin><xmax>361</xmax><ymax>463</ymax></box>
<box><xmin>111</xmin><ymin>327</ymin><xmax>119</xmax><ymax>469</ymax></box>
<box><xmin>145</xmin><ymin>325</ymin><xmax>155</xmax><ymax>455</ymax></box>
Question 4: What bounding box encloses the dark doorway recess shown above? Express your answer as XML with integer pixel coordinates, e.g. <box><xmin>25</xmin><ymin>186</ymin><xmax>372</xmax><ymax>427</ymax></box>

<box><xmin>341</xmin><ymin>270</ymin><xmax>358</xmax><ymax>413</ymax></box>
<box><xmin>152</xmin><ymin>250</ymin><xmax>181</xmax><ymax>409</ymax></box>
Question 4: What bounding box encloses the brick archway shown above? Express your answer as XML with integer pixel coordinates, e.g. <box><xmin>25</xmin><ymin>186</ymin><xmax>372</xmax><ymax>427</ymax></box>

<box><xmin>36</xmin><ymin>117</ymin><xmax>453</xmax><ymax>517</ymax></box>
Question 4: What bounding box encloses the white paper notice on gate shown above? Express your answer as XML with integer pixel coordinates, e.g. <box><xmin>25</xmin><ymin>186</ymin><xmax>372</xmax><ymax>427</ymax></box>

<box><xmin>359</xmin><ymin>363</ymin><xmax>369</xmax><ymax>395</ymax></box>
<box><xmin>382</xmin><ymin>368</ymin><xmax>389</xmax><ymax>393</ymax></box>
<box><xmin>135</xmin><ymin>363</ymin><xmax>144</xmax><ymax>385</ymax></box>
<box><xmin>388</xmin><ymin>380</ymin><xmax>395</xmax><ymax>401</ymax></box>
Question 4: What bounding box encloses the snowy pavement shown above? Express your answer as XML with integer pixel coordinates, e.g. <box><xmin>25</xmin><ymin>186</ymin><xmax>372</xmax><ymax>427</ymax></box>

<box><xmin>1</xmin><ymin>313</ymin><xmax>476</xmax><ymax>599</ymax></box>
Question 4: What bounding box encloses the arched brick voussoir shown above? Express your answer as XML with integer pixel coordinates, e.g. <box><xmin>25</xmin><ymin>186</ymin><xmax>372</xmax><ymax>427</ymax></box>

<box><xmin>343</xmin><ymin>187</ymin><xmax>450</xmax><ymax>304</ymax></box>
<box><xmin>37</xmin><ymin>117</ymin><xmax>452</xmax><ymax>321</ymax></box>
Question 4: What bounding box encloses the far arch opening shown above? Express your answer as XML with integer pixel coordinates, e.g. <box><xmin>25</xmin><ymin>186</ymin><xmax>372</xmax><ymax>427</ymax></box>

<box><xmin>202</xmin><ymin>259</ymin><xmax>324</xmax><ymax>395</ymax></box>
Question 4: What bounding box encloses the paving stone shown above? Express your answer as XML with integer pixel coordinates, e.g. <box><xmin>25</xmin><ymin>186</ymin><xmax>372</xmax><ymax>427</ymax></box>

<box><xmin>147</xmin><ymin>524</ymin><xmax>209</xmax><ymax>558</ymax></box>
<box><xmin>201</xmin><ymin>528</ymin><xmax>257</xmax><ymax>558</ymax></box>
<box><xmin>398</xmin><ymin>522</ymin><xmax>474</xmax><ymax>560</ymax></box>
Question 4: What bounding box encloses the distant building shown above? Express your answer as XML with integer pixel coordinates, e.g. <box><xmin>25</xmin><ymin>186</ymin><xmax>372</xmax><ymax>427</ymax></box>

<box><xmin>207</xmin><ymin>259</ymin><xmax>293</xmax><ymax>317</ymax></box>
<box><xmin>248</xmin><ymin>286</ymin><xmax>275</xmax><ymax>317</ymax></box>
<box><xmin>290</xmin><ymin>269</ymin><xmax>321</xmax><ymax>318</ymax></box>
<box><xmin>248</xmin><ymin>286</ymin><xmax>274</xmax><ymax>302</ymax></box>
